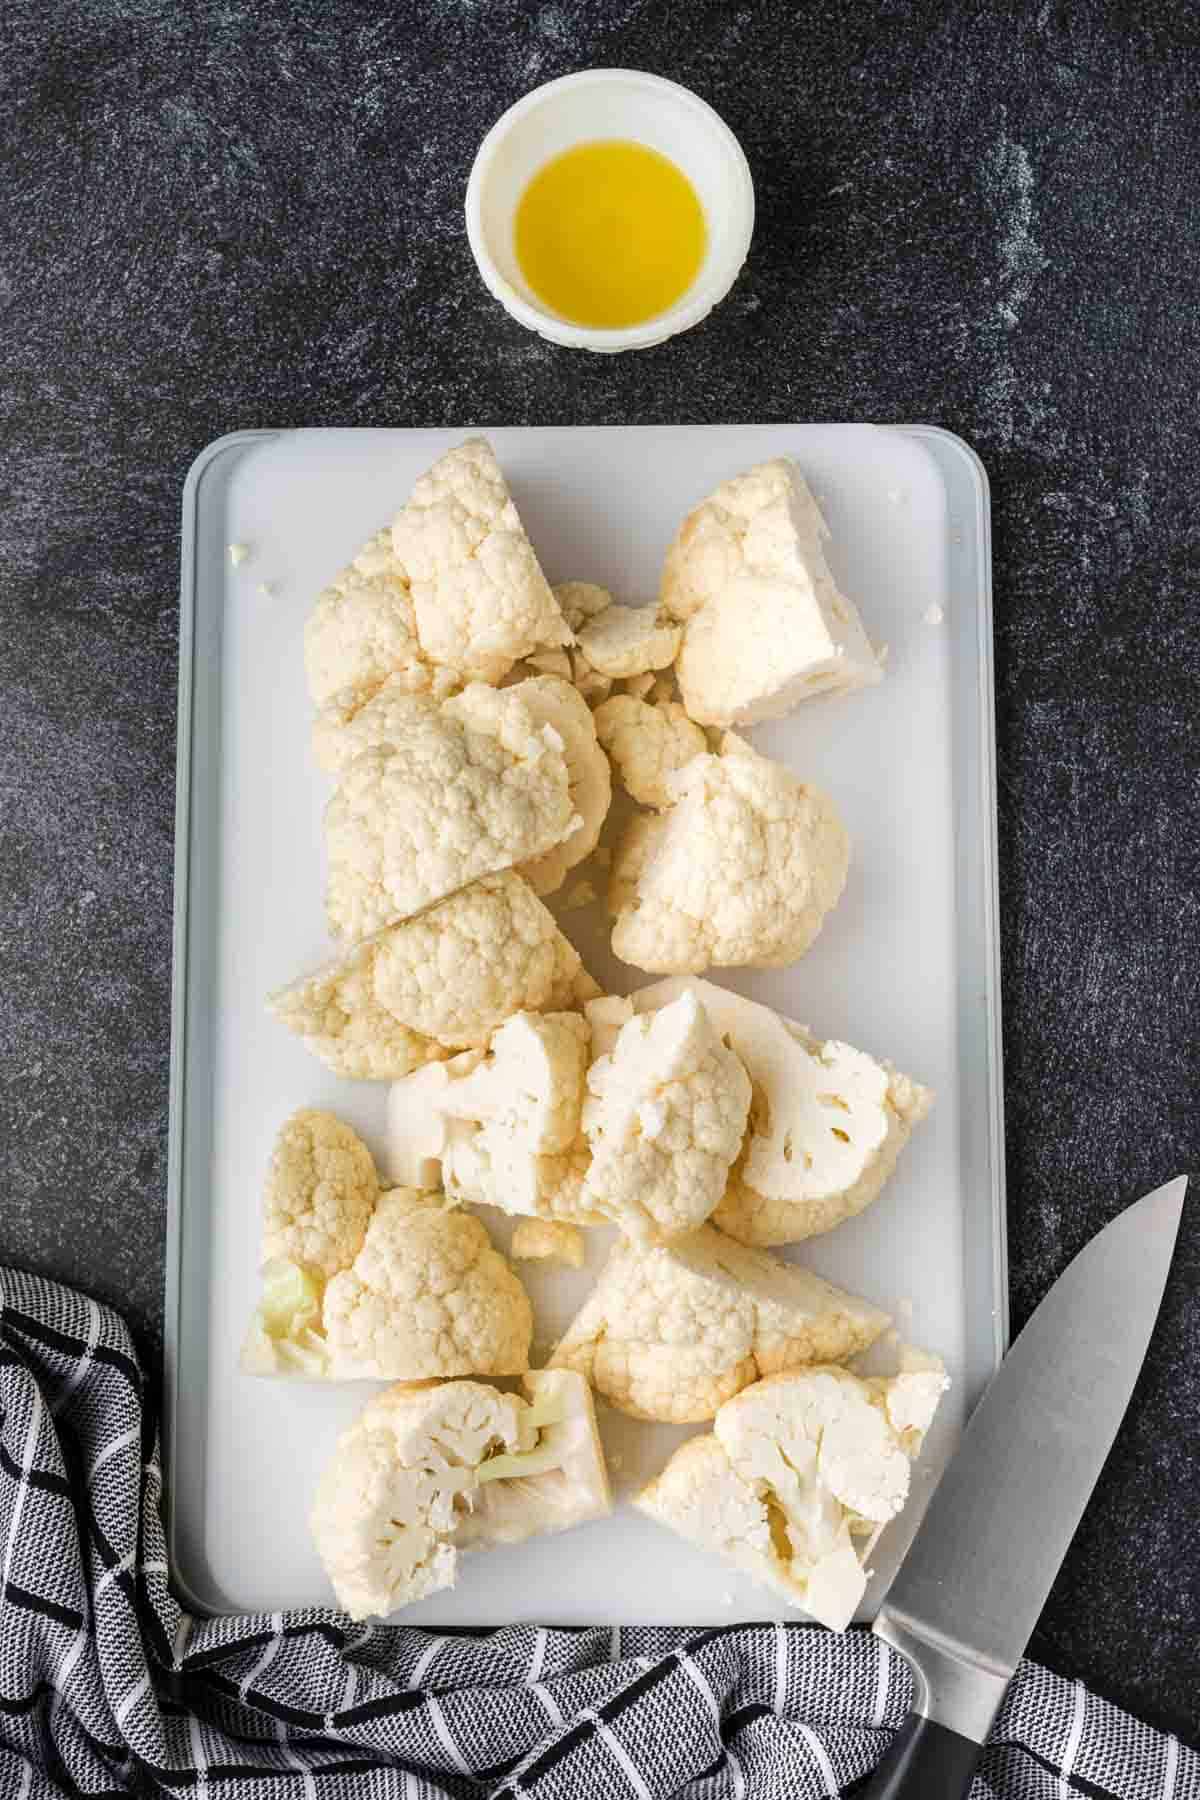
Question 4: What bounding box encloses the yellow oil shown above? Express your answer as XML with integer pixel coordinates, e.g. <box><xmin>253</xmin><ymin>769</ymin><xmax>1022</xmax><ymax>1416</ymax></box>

<box><xmin>515</xmin><ymin>140</ymin><xmax>706</xmax><ymax>330</ymax></box>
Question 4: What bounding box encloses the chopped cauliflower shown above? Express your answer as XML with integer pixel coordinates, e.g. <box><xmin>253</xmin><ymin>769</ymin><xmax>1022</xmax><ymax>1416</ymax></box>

<box><xmin>579</xmin><ymin>990</ymin><xmax>750</xmax><ymax>1242</ymax></box>
<box><xmin>311</xmin><ymin>1368</ymin><xmax>611</xmax><ymax>1619</ymax></box>
<box><xmin>260</xmin><ymin>1109</ymin><xmax>378</xmax><ymax>1279</ymax></box>
<box><xmin>369</xmin><ymin>872</ymin><xmax>588</xmax><ymax>1046</ymax></box>
<box><xmin>386</xmin><ymin>1054</ymin><xmax>482</xmax><ymax>1188</ymax></box>
<box><xmin>576</xmin><ymin>603</ymin><xmax>681</xmax><ymax>679</ymax></box>
<box><xmin>553</xmin><ymin>580</ymin><xmax>612</xmax><ymax>634</ymax></box>
<box><xmin>304</xmin><ymin>528</ymin><xmax>453</xmax><ymax>712</ymax></box>
<box><xmin>568</xmin><ymin>648</ymin><xmax>613</xmax><ymax>707</ymax></box>
<box><xmin>269</xmin><ymin>874</ymin><xmax>588</xmax><ymax>1079</ymax></box>
<box><xmin>635</xmin><ymin>1358</ymin><xmax>947</xmax><ymax>1629</ymax></box>
<box><xmin>660</xmin><ymin>458</ymin><xmax>882</xmax><ymax>726</ymax></box>
<box><xmin>550</xmin><ymin>1224</ymin><xmax>889</xmax><ymax>1422</ymax></box>
<box><xmin>391</xmin><ymin>439</ymin><xmax>571</xmax><ymax>683</ymax></box>
<box><xmin>245</xmin><ymin>1184</ymin><xmax>533</xmax><ymax>1382</ymax></box>
<box><xmin>593</xmin><ymin>695</ymin><xmax>707</xmax><ymax>809</ymax></box>
<box><xmin>626</xmin><ymin>980</ymin><xmax>933</xmax><ymax>1246</ymax></box>
<box><xmin>391</xmin><ymin>1011</ymin><xmax>598</xmax><ymax>1224</ymax></box>
<box><xmin>322</xmin><ymin>1189</ymin><xmax>532</xmax><ymax>1380</ymax></box>
<box><xmin>323</xmin><ymin>683</ymin><xmax>576</xmax><ymax>941</ymax></box>
<box><xmin>525</xmin><ymin>647</ymin><xmax>573</xmax><ymax>679</ymax></box>
<box><xmin>511</xmin><ymin>1218</ymin><xmax>586</xmax><ymax>1269</ymax></box>
<box><xmin>267</xmin><ymin>940</ymin><xmax>448</xmax><ymax>1082</ymax></box>
<box><xmin>609</xmin><ymin>733</ymin><xmax>849</xmax><ymax>973</ymax></box>
<box><xmin>311</xmin><ymin>670</ymin><xmax>455</xmax><ymax>776</ymax></box>
<box><xmin>512</xmin><ymin>676</ymin><xmax>611</xmax><ymax>895</ymax></box>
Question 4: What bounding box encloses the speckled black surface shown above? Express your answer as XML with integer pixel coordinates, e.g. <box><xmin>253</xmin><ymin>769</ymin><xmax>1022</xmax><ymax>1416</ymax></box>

<box><xmin>2</xmin><ymin>0</ymin><xmax>1198</xmax><ymax>1746</ymax></box>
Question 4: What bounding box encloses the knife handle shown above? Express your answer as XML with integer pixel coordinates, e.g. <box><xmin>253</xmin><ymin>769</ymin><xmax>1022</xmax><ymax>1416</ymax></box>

<box><xmin>860</xmin><ymin>1710</ymin><xmax>983</xmax><ymax>1800</ymax></box>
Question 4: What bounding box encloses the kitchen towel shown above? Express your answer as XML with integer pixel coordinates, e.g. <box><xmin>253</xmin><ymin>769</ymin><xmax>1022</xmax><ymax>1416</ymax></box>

<box><xmin>0</xmin><ymin>1267</ymin><xmax>1194</xmax><ymax>1800</ymax></box>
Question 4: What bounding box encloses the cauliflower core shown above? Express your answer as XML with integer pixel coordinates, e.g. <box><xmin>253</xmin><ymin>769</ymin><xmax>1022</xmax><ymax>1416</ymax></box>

<box><xmin>593</xmin><ymin>695</ymin><xmax>707</xmax><ymax>809</ymax></box>
<box><xmin>609</xmin><ymin>733</ymin><xmax>849</xmax><ymax>974</ymax></box>
<box><xmin>626</xmin><ymin>979</ymin><xmax>934</xmax><ymax>1246</ymax></box>
<box><xmin>389</xmin><ymin>1011</ymin><xmax>597</xmax><ymax>1224</ymax></box>
<box><xmin>391</xmin><ymin>439</ymin><xmax>571</xmax><ymax>684</ymax></box>
<box><xmin>550</xmin><ymin>1222</ymin><xmax>889</xmax><ymax>1422</ymax></box>
<box><xmin>323</xmin><ymin>684</ymin><xmax>576</xmax><ymax>941</ymax></box>
<box><xmin>576</xmin><ymin>603</ymin><xmax>681</xmax><ymax>680</ymax></box>
<box><xmin>311</xmin><ymin>1368</ymin><xmax>611</xmax><ymax>1619</ymax></box>
<box><xmin>660</xmin><ymin>458</ymin><xmax>882</xmax><ymax>726</ymax></box>
<box><xmin>268</xmin><ymin>873</ymin><xmax>588</xmax><ymax>1080</ymax></box>
<box><xmin>511</xmin><ymin>676</ymin><xmax>611</xmax><ymax>895</ymax></box>
<box><xmin>579</xmin><ymin>990</ymin><xmax>751</xmax><ymax>1242</ymax></box>
<box><xmin>635</xmin><ymin>1356</ymin><xmax>947</xmax><ymax>1629</ymax></box>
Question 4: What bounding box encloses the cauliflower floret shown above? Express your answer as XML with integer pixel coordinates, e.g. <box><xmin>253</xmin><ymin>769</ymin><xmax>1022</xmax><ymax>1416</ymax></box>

<box><xmin>323</xmin><ymin>684</ymin><xmax>576</xmax><ymax>941</ymax></box>
<box><xmin>269</xmin><ymin>874</ymin><xmax>589</xmax><ymax>1080</ymax></box>
<box><xmin>568</xmin><ymin>648</ymin><xmax>613</xmax><ymax>707</ymax></box>
<box><xmin>312</xmin><ymin>670</ymin><xmax>457</xmax><ymax>776</ymax></box>
<box><xmin>267</xmin><ymin>939</ymin><xmax>448</xmax><ymax>1082</ymax></box>
<box><xmin>304</xmin><ymin>529</ymin><xmax>451</xmax><ymax>711</ymax></box>
<box><xmin>579</xmin><ymin>990</ymin><xmax>751</xmax><ymax>1242</ymax></box>
<box><xmin>260</xmin><ymin>1109</ymin><xmax>378</xmax><ymax>1279</ymax></box>
<box><xmin>322</xmin><ymin>1189</ymin><xmax>532</xmax><ymax>1380</ymax></box>
<box><xmin>553</xmin><ymin>580</ymin><xmax>612</xmax><ymax>634</ymax></box>
<box><xmin>660</xmin><ymin>458</ymin><xmax>882</xmax><ymax>726</ymax></box>
<box><xmin>311</xmin><ymin>1369</ymin><xmax>611</xmax><ymax>1619</ymax></box>
<box><xmin>576</xmin><ymin>603</ymin><xmax>681</xmax><ymax>679</ymax></box>
<box><xmin>390</xmin><ymin>1012</ymin><xmax>599</xmax><ymax>1224</ymax></box>
<box><xmin>617</xmin><ymin>671</ymin><xmax>656</xmax><ymax>700</ymax></box>
<box><xmin>609</xmin><ymin>733</ymin><xmax>849</xmax><ymax>973</ymax></box>
<box><xmin>510</xmin><ymin>676</ymin><xmax>612</xmax><ymax>895</ymax></box>
<box><xmin>391</xmin><ymin>439</ymin><xmax>571</xmax><ymax>683</ymax></box>
<box><xmin>624</xmin><ymin>979</ymin><xmax>933</xmax><ymax>1247</ymax></box>
<box><xmin>511</xmin><ymin>1218</ymin><xmax>586</xmax><ymax>1269</ymax></box>
<box><xmin>593</xmin><ymin>695</ymin><xmax>707</xmax><ymax>809</ymax></box>
<box><xmin>370</xmin><ymin>872</ymin><xmax>588</xmax><ymax>1046</ymax></box>
<box><xmin>635</xmin><ymin>1359</ymin><xmax>947</xmax><ymax>1629</ymax></box>
<box><xmin>550</xmin><ymin>1224</ymin><xmax>888</xmax><ymax>1422</ymax></box>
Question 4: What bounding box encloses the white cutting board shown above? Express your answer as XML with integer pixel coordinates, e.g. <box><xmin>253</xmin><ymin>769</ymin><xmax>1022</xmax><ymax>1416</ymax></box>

<box><xmin>168</xmin><ymin>424</ymin><xmax>1003</xmax><ymax>1626</ymax></box>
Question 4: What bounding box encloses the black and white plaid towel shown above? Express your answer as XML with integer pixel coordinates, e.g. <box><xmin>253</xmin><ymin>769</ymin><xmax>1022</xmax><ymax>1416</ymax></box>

<box><xmin>1</xmin><ymin>1268</ymin><xmax>1194</xmax><ymax>1800</ymax></box>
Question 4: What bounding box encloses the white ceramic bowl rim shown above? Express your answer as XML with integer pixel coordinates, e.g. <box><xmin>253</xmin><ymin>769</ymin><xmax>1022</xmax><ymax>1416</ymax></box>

<box><xmin>465</xmin><ymin>69</ymin><xmax>755</xmax><ymax>351</ymax></box>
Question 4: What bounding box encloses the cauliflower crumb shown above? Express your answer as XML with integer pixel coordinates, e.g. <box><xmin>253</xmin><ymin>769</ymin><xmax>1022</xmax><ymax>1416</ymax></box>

<box><xmin>323</xmin><ymin>683</ymin><xmax>576</xmax><ymax>941</ymax></box>
<box><xmin>593</xmin><ymin>695</ymin><xmax>707</xmax><ymax>809</ymax></box>
<box><xmin>580</xmin><ymin>989</ymin><xmax>751</xmax><ymax>1243</ymax></box>
<box><xmin>563</xmin><ymin>879</ymin><xmax>597</xmax><ymax>911</ymax></box>
<box><xmin>609</xmin><ymin>733</ymin><xmax>849</xmax><ymax>974</ymax></box>
<box><xmin>228</xmin><ymin>542</ymin><xmax>250</xmax><ymax>567</ymax></box>
<box><xmin>256</xmin><ymin>580</ymin><xmax>276</xmax><ymax>598</ymax></box>
<box><xmin>511</xmin><ymin>1218</ymin><xmax>587</xmax><ymax>1269</ymax></box>
<box><xmin>391</xmin><ymin>439</ymin><xmax>571</xmax><ymax>683</ymax></box>
<box><xmin>576</xmin><ymin>603</ymin><xmax>681</xmax><ymax>679</ymax></box>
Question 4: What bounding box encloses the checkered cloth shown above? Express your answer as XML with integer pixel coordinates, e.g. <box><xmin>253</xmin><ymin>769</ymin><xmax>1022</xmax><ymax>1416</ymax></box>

<box><xmin>1</xmin><ymin>1269</ymin><xmax>1195</xmax><ymax>1800</ymax></box>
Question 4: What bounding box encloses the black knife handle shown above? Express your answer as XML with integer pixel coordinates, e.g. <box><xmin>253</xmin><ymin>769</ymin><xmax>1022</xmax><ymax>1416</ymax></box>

<box><xmin>860</xmin><ymin>1709</ymin><xmax>983</xmax><ymax>1800</ymax></box>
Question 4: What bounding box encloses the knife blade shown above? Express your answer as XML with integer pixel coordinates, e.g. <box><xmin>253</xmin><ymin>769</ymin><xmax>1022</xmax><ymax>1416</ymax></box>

<box><xmin>863</xmin><ymin>1174</ymin><xmax>1187</xmax><ymax>1800</ymax></box>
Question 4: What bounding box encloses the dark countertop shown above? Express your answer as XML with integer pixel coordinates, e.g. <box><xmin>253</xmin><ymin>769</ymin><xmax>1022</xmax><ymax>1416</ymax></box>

<box><xmin>2</xmin><ymin>0</ymin><xmax>1198</xmax><ymax>1748</ymax></box>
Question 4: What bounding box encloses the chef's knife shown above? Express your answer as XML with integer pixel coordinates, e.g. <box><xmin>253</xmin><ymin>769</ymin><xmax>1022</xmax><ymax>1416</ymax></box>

<box><xmin>863</xmin><ymin>1174</ymin><xmax>1187</xmax><ymax>1800</ymax></box>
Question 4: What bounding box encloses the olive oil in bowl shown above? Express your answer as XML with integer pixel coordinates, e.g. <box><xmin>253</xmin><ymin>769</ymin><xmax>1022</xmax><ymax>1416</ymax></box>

<box><xmin>515</xmin><ymin>140</ymin><xmax>707</xmax><ymax>331</ymax></box>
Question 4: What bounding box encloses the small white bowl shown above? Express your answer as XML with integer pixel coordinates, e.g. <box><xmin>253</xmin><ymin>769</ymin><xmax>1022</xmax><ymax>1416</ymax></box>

<box><xmin>465</xmin><ymin>69</ymin><xmax>755</xmax><ymax>353</ymax></box>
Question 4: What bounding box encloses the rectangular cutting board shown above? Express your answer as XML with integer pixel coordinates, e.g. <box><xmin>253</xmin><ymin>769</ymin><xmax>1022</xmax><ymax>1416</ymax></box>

<box><xmin>167</xmin><ymin>424</ymin><xmax>1005</xmax><ymax>1626</ymax></box>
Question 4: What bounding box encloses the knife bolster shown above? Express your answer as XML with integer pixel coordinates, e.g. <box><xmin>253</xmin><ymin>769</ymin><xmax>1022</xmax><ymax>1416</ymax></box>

<box><xmin>873</xmin><ymin>1605</ymin><xmax>1011</xmax><ymax>1744</ymax></box>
